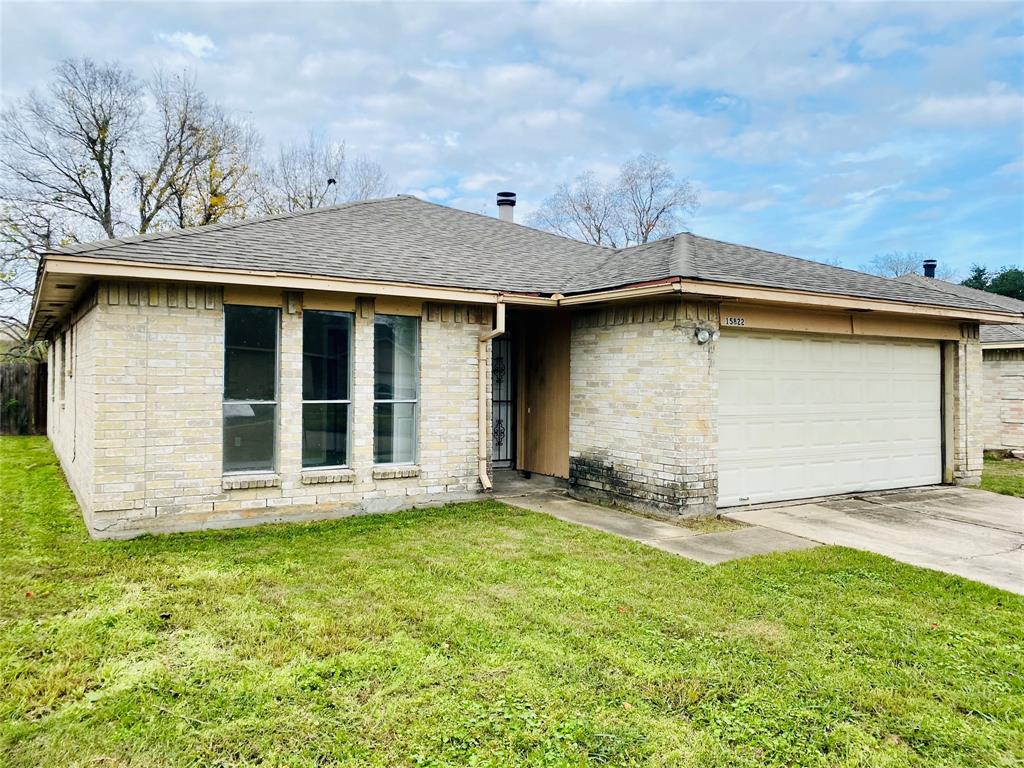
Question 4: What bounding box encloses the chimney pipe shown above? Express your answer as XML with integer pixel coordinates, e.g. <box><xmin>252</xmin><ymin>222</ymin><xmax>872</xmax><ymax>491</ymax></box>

<box><xmin>923</xmin><ymin>259</ymin><xmax>937</xmax><ymax>278</ymax></box>
<box><xmin>497</xmin><ymin>191</ymin><xmax>516</xmax><ymax>223</ymax></box>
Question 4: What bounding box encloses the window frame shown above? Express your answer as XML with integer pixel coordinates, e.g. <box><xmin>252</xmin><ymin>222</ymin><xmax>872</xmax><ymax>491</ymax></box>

<box><xmin>373</xmin><ymin>314</ymin><xmax>420</xmax><ymax>466</ymax></box>
<box><xmin>222</xmin><ymin>304</ymin><xmax>280</xmax><ymax>476</ymax></box>
<box><xmin>302</xmin><ymin>309</ymin><xmax>354</xmax><ymax>470</ymax></box>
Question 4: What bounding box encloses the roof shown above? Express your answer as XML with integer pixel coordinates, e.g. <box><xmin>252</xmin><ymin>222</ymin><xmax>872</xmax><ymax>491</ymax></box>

<box><xmin>572</xmin><ymin>233</ymin><xmax>1014</xmax><ymax>313</ymax></box>
<box><xmin>44</xmin><ymin>195</ymin><xmax>1023</xmax><ymax>317</ymax></box>
<box><xmin>898</xmin><ymin>274</ymin><xmax>1024</xmax><ymax>345</ymax></box>
<box><xmin>53</xmin><ymin>196</ymin><xmax>605</xmax><ymax>295</ymax></box>
<box><xmin>979</xmin><ymin>324</ymin><xmax>1024</xmax><ymax>345</ymax></box>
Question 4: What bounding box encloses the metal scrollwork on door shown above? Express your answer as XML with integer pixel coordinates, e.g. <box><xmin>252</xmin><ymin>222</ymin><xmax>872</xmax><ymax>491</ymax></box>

<box><xmin>491</xmin><ymin>338</ymin><xmax>514</xmax><ymax>465</ymax></box>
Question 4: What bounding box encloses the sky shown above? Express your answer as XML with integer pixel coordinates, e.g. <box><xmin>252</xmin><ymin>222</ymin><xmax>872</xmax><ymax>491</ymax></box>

<box><xmin>1</xmin><ymin>1</ymin><xmax>1022</xmax><ymax>276</ymax></box>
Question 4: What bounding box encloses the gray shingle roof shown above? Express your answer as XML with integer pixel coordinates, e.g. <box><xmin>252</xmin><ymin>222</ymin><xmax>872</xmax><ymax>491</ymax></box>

<box><xmin>573</xmin><ymin>232</ymin><xmax>1019</xmax><ymax>313</ymax></box>
<box><xmin>898</xmin><ymin>274</ymin><xmax>1024</xmax><ymax>344</ymax></box>
<box><xmin>980</xmin><ymin>324</ymin><xmax>1024</xmax><ymax>345</ymax></box>
<box><xmin>51</xmin><ymin>195</ymin><xmax>1022</xmax><ymax>317</ymax></box>
<box><xmin>56</xmin><ymin>196</ymin><xmax>606</xmax><ymax>295</ymax></box>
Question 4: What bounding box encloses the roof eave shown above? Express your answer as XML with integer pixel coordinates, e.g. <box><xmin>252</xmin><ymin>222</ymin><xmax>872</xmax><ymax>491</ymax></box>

<box><xmin>27</xmin><ymin>252</ymin><xmax>508</xmax><ymax>339</ymax></box>
<box><xmin>675</xmin><ymin>278</ymin><xmax>1024</xmax><ymax>324</ymax></box>
<box><xmin>29</xmin><ymin>253</ymin><xmax>1023</xmax><ymax>339</ymax></box>
<box><xmin>982</xmin><ymin>341</ymin><xmax>1024</xmax><ymax>350</ymax></box>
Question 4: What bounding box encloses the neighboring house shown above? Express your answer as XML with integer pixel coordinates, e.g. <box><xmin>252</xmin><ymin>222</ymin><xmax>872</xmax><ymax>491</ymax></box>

<box><xmin>28</xmin><ymin>194</ymin><xmax>1024</xmax><ymax>538</ymax></box>
<box><xmin>901</xmin><ymin>273</ymin><xmax>1024</xmax><ymax>451</ymax></box>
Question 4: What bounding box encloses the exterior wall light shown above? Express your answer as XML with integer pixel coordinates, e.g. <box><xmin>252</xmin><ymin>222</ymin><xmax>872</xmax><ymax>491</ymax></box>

<box><xmin>695</xmin><ymin>328</ymin><xmax>712</xmax><ymax>344</ymax></box>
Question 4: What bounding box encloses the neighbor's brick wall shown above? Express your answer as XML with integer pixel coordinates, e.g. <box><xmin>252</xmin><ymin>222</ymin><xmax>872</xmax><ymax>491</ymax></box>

<box><xmin>47</xmin><ymin>293</ymin><xmax>98</xmax><ymax>519</ymax></box>
<box><xmin>951</xmin><ymin>324</ymin><xmax>984</xmax><ymax>485</ymax></box>
<box><xmin>569</xmin><ymin>299</ymin><xmax>719</xmax><ymax>517</ymax></box>
<box><xmin>76</xmin><ymin>281</ymin><xmax>489</xmax><ymax>538</ymax></box>
<box><xmin>981</xmin><ymin>347</ymin><xmax>1024</xmax><ymax>450</ymax></box>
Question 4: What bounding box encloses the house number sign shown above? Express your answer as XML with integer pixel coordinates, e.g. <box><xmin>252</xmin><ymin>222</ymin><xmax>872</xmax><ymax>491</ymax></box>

<box><xmin>723</xmin><ymin>316</ymin><xmax>746</xmax><ymax>326</ymax></box>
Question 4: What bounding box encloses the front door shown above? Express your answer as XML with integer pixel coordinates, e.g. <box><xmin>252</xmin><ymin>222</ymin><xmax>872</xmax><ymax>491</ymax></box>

<box><xmin>491</xmin><ymin>336</ymin><xmax>515</xmax><ymax>467</ymax></box>
<box><xmin>518</xmin><ymin>312</ymin><xmax>570</xmax><ymax>478</ymax></box>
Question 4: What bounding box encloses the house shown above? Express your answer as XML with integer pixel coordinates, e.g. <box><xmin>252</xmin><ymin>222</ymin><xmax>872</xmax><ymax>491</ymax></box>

<box><xmin>901</xmin><ymin>269</ymin><xmax>1024</xmax><ymax>451</ymax></box>
<box><xmin>28</xmin><ymin>194</ymin><xmax>1024</xmax><ymax>538</ymax></box>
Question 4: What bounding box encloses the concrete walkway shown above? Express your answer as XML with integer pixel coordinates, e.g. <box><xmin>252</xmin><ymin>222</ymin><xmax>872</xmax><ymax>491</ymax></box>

<box><xmin>724</xmin><ymin>486</ymin><xmax>1024</xmax><ymax>594</ymax></box>
<box><xmin>503</xmin><ymin>491</ymin><xmax>817</xmax><ymax>565</ymax></box>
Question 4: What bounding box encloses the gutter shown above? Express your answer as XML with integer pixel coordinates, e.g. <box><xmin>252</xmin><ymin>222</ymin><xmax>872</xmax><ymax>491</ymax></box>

<box><xmin>477</xmin><ymin>300</ymin><xmax>506</xmax><ymax>491</ymax></box>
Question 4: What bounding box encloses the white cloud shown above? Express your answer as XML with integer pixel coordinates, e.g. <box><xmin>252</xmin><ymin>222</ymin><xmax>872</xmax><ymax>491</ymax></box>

<box><xmin>460</xmin><ymin>172</ymin><xmax>509</xmax><ymax>193</ymax></box>
<box><xmin>909</xmin><ymin>82</ymin><xmax>1024</xmax><ymax>125</ymax></box>
<box><xmin>2</xmin><ymin>1</ymin><xmax>1021</xmax><ymax>272</ymax></box>
<box><xmin>157</xmin><ymin>31</ymin><xmax>216</xmax><ymax>58</ymax></box>
<box><xmin>858</xmin><ymin>26</ymin><xmax>914</xmax><ymax>59</ymax></box>
<box><xmin>997</xmin><ymin>157</ymin><xmax>1024</xmax><ymax>176</ymax></box>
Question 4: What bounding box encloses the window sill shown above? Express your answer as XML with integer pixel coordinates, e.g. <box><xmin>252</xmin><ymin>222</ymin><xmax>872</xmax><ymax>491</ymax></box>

<box><xmin>223</xmin><ymin>473</ymin><xmax>281</xmax><ymax>490</ymax></box>
<box><xmin>372</xmin><ymin>466</ymin><xmax>420</xmax><ymax>480</ymax></box>
<box><xmin>301</xmin><ymin>469</ymin><xmax>356</xmax><ymax>485</ymax></box>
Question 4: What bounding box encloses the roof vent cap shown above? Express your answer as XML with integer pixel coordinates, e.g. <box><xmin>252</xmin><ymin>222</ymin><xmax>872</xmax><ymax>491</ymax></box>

<box><xmin>923</xmin><ymin>259</ymin><xmax>937</xmax><ymax>278</ymax></box>
<box><xmin>497</xmin><ymin>192</ymin><xmax>516</xmax><ymax>222</ymax></box>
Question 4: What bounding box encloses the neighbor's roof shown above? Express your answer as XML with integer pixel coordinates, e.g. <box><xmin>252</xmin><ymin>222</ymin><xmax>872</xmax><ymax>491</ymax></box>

<box><xmin>47</xmin><ymin>195</ymin><xmax>1021</xmax><ymax>316</ymax></box>
<box><xmin>898</xmin><ymin>274</ymin><xmax>1024</xmax><ymax>345</ymax></box>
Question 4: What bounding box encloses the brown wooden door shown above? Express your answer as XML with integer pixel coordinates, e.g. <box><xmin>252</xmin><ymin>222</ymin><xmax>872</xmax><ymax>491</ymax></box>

<box><xmin>518</xmin><ymin>312</ymin><xmax>570</xmax><ymax>478</ymax></box>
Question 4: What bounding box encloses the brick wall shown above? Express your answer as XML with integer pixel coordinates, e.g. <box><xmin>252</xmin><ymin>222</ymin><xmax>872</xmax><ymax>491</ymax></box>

<box><xmin>568</xmin><ymin>299</ymin><xmax>719</xmax><ymax>517</ymax></box>
<box><xmin>951</xmin><ymin>325</ymin><xmax>984</xmax><ymax>485</ymax></box>
<box><xmin>47</xmin><ymin>293</ymin><xmax>98</xmax><ymax>519</ymax></box>
<box><xmin>70</xmin><ymin>281</ymin><xmax>489</xmax><ymax>538</ymax></box>
<box><xmin>981</xmin><ymin>347</ymin><xmax>1024</xmax><ymax>450</ymax></box>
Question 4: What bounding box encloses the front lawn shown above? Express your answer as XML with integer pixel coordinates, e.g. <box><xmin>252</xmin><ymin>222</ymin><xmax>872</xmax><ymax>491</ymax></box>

<box><xmin>1</xmin><ymin>437</ymin><xmax>1022</xmax><ymax>767</ymax></box>
<box><xmin>981</xmin><ymin>453</ymin><xmax>1024</xmax><ymax>498</ymax></box>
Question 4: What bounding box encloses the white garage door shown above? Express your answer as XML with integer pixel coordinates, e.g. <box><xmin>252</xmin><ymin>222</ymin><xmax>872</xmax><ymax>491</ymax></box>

<box><xmin>718</xmin><ymin>331</ymin><xmax>942</xmax><ymax>507</ymax></box>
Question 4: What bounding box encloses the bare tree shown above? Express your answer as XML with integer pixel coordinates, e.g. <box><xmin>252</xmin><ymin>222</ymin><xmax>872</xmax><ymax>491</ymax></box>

<box><xmin>528</xmin><ymin>171</ymin><xmax>623</xmax><ymax>247</ymax></box>
<box><xmin>130</xmin><ymin>71</ymin><xmax>222</xmax><ymax>234</ymax></box>
<box><xmin>259</xmin><ymin>131</ymin><xmax>346</xmax><ymax>213</ymax></box>
<box><xmin>0</xmin><ymin>58</ymin><xmax>142</xmax><ymax>239</ymax></box>
<box><xmin>861</xmin><ymin>251</ymin><xmax>924</xmax><ymax>278</ymax></box>
<box><xmin>168</xmin><ymin>114</ymin><xmax>262</xmax><ymax>227</ymax></box>
<box><xmin>0</xmin><ymin>58</ymin><xmax>264</xmax><ymax>348</ymax></box>
<box><xmin>861</xmin><ymin>251</ymin><xmax>958</xmax><ymax>280</ymax></box>
<box><xmin>0</xmin><ymin>203</ymin><xmax>64</xmax><ymax>347</ymax></box>
<box><xmin>529</xmin><ymin>154</ymin><xmax>699</xmax><ymax>248</ymax></box>
<box><xmin>1</xmin><ymin>57</ymin><xmax>391</xmax><ymax>347</ymax></box>
<box><xmin>617</xmin><ymin>153</ymin><xmax>699</xmax><ymax>245</ymax></box>
<box><xmin>342</xmin><ymin>154</ymin><xmax>389</xmax><ymax>202</ymax></box>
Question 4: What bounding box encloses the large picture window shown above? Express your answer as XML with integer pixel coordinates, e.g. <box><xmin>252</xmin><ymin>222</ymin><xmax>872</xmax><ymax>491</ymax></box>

<box><xmin>223</xmin><ymin>305</ymin><xmax>279</xmax><ymax>473</ymax></box>
<box><xmin>374</xmin><ymin>315</ymin><xmax>419</xmax><ymax>464</ymax></box>
<box><xmin>303</xmin><ymin>310</ymin><xmax>352</xmax><ymax>468</ymax></box>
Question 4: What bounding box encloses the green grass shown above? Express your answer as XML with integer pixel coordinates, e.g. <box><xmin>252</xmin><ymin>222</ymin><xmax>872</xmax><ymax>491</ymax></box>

<box><xmin>981</xmin><ymin>454</ymin><xmax>1024</xmax><ymax>498</ymax></box>
<box><xmin>1</xmin><ymin>437</ymin><xmax>1022</xmax><ymax>767</ymax></box>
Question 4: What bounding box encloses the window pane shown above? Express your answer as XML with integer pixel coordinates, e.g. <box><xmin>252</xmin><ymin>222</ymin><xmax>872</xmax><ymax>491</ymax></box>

<box><xmin>374</xmin><ymin>315</ymin><xmax>418</xmax><ymax>400</ymax></box>
<box><xmin>225</xmin><ymin>306</ymin><xmax>278</xmax><ymax>401</ymax></box>
<box><xmin>303</xmin><ymin>403</ymin><xmax>349</xmax><ymax>468</ymax></box>
<box><xmin>303</xmin><ymin>311</ymin><xmax>351</xmax><ymax>401</ymax></box>
<box><xmin>374</xmin><ymin>402</ymin><xmax>416</xmax><ymax>464</ymax></box>
<box><xmin>223</xmin><ymin>403</ymin><xmax>276</xmax><ymax>472</ymax></box>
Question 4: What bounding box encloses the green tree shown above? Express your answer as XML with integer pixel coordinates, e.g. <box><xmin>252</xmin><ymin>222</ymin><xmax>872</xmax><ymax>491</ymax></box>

<box><xmin>961</xmin><ymin>265</ymin><xmax>990</xmax><ymax>290</ymax></box>
<box><xmin>986</xmin><ymin>268</ymin><xmax>1024</xmax><ymax>301</ymax></box>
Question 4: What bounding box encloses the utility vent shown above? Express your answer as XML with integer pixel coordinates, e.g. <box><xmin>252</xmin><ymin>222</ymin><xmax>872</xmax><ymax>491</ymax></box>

<box><xmin>496</xmin><ymin>191</ymin><xmax>516</xmax><ymax>222</ymax></box>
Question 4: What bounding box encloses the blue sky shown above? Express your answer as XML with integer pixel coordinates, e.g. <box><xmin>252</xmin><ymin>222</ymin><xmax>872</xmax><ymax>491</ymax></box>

<box><xmin>2</xmin><ymin>1</ymin><xmax>1022</xmax><ymax>275</ymax></box>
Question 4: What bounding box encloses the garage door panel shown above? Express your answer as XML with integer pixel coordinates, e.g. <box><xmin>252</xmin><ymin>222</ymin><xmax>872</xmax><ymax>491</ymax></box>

<box><xmin>718</xmin><ymin>332</ymin><xmax>941</xmax><ymax>507</ymax></box>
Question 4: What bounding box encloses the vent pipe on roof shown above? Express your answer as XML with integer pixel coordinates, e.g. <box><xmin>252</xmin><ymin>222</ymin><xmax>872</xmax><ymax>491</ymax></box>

<box><xmin>497</xmin><ymin>191</ymin><xmax>516</xmax><ymax>223</ymax></box>
<box><xmin>923</xmin><ymin>259</ymin><xmax>937</xmax><ymax>278</ymax></box>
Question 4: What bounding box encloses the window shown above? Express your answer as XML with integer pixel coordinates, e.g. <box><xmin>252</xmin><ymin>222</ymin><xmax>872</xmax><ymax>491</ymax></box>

<box><xmin>223</xmin><ymin>305</ymin><xmax>279</xmax><ymax>473</ymax></box>
<box><xmin>374</xmin><ymin>315</ymin><xmax>418</xmax><ymax>464</ymax></box>
<box><xmin>302</xmin><ymin>310</ymin><xmax>352</xmax><ymax>468</ymax></box>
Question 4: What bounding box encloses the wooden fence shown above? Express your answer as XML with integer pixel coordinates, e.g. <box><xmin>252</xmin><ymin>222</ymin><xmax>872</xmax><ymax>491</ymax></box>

<box><xmin>1</xmin><ymin>362</ymin><xmax>47</xmax><ymax>436</ymax></box>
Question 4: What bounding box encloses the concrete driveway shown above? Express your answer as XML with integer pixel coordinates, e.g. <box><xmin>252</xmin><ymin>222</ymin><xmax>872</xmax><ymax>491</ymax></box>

<box><xmin>724</xmin><ymin>486</ymin><xmax>1024</xmax><ymax>594</ymax></box>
